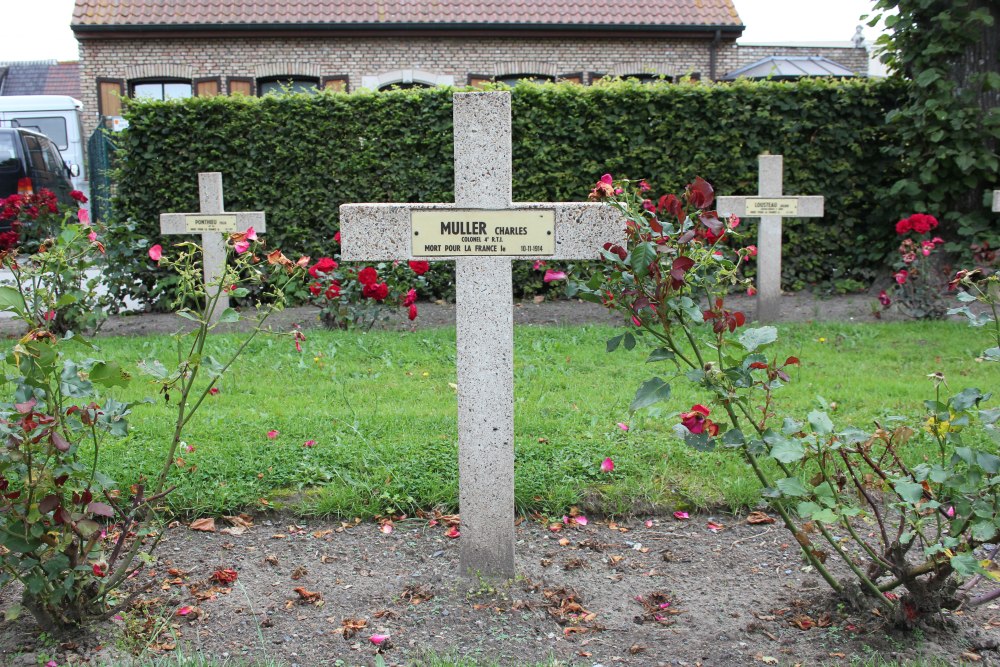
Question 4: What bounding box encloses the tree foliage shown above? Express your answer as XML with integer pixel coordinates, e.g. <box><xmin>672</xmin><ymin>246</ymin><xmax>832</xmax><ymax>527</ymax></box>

<box><xmin>870</xmin><ymin>0</ymin><xmax>1000</xmax><ymax>253</ymax></box>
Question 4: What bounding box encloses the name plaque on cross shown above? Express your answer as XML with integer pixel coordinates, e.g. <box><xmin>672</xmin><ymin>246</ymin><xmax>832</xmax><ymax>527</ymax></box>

<box><xmin>411</xmin><ymin>209</ymin><xmax>555</xmax><ymax>257</ymax></box>
<box><xmin>745</xmin><ymin>198</ymin><xmax>799</xmax><ymax>216</ymax></box>
<box><xmin>185</xmin><ymin>214</ymin><xmax>238</xmax><ymax>233</ymax></box>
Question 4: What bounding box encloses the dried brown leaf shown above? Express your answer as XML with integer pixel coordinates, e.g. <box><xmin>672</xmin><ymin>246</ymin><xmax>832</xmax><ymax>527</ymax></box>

<box><xmin>189</xmin><ymin>518</ymin><xmax>216</xmax><ymax>532</ymax></box>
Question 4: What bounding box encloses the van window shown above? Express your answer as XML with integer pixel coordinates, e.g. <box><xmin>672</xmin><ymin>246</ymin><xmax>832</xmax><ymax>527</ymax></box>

<box><xmin>23</xmin><ymin>135</ymin><xmax>47</xmax><ymax>172</ymax></box>
<box><xmin>42</xmin><ymin>140</ymin><xmax>65</xmax><ymax>174</ymax></box>
<box><xmin>11</xmin><ymin>117</ymin><xmax>69</xmax><ymax>150</ymax></box>
<box><xmin>0</xmin><ymin>134</ymin><xmax>17</xmax><ymax>171</ymax></box>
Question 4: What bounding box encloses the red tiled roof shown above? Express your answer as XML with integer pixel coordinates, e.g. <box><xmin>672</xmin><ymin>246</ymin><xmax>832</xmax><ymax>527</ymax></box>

<box><xmin>0</xmin><ymin>61</ymin><xmax>81</xmax><ymax>99</ymax></box>
<box><xmin>72</xmin><ymin>0</ymin><xmax>742</xmax><ymax>29</ymax></box>
<box><xmin>43</xmin><ymin>62</ymin><xmax>82</xmax><ymax>99</ymax></box>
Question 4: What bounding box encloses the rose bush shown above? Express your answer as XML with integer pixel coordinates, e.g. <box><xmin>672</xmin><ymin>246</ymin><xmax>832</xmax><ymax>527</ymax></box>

<box><xmin>0</xmin><ymin>195</ymin><xmax>136</xmax><ymax>629</ymax></box>
<box><xmin>878</xmin><ymin>212</ymin><xmax>949</xmax><ymax>319</ymax></box>
<box><xmin>0</xmin><ymin>214</ymin><xmax>307</xmax><ymax>631</ymax></box>
<box><xmin>579</xmin><ymin>174</ymin><xmax>998</xmax><ymax>625</ymax></box>
<box><xmin>305</xmin><ymin>232</ymin><xmax>430</xmax><ymax>330</ymax></box>
<box><xmin>0</xmin><ymin>189</ymin><xmax>107</xmax><ymax>335</ymax></box>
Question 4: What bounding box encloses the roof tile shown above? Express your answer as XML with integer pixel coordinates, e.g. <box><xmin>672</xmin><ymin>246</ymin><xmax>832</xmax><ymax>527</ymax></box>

<box><xmin>72</xmin><ymin>0</ymin><xmax>742</xmax><ymax>28</ymax></box>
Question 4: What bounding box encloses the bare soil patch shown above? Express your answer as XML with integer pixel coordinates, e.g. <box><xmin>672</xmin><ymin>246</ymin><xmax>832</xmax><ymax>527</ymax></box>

<box><xmin>2</xmin><ymin>513</ymin><xmax>999</xmax><ymax>666</ymax></box>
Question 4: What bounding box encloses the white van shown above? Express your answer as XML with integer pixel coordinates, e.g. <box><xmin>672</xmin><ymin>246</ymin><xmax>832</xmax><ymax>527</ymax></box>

<box><xmin>0</xmin><ymin>95</ymin><xmax>87</xmax><ymax>199</ymax></box>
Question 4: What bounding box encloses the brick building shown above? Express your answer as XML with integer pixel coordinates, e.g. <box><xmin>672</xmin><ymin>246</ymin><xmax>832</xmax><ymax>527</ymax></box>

<box><xmin>70</xmin><ymin>0</ymin><xmax>869</xmax><ymax>137</ymax></box>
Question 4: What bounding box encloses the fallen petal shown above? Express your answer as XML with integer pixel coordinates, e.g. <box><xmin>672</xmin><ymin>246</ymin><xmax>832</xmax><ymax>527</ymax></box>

<box><xmin>673</xmin><ymin>511</ymin><xmax>689</xmax><ymax>521</ymax></box>
<box><xmin>370</xmin><ymin>634</ymin><xmax>389</xmax><ymax>646</ymax></box>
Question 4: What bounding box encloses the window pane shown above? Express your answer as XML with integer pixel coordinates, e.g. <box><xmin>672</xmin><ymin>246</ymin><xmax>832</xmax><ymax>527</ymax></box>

<box><xmin>496</xmin><ymin>75</ymin><xmax>554</xmax><ymax>86</ymax></box>
<box><xmin>42</xmin><ymin>140</ymin><xmax>64</xmax><ymax>173</ymax></box>
<box><xmin>164</xmin><ymin>83</ymin><xmax>193</xmax><ymax>100</ymax></box>
<box><xmin>133</xmin><ymin>83</ymin><xmax>163</xmax><ymax>100</ymax></box>
<box><xmin>23</xmin><ymin>136</ymin><xmax>45</xmax><ymax>171</ymax></box>
<box><xmin>11</xmin><ymin>117</ymin><xmax>68</xmax><ymax>149</ymax></box>
<box><xmin>0</xmin><ymin>134</ymin><xmax>18</xmax><ymax>171</ymax></box>
<box><xmin>259</xmin><ymin>78</ymin><xmax>318</xmax><ymax>95</ymax></box>
<box><xmin>377</xmin><ymin>81</ymin><xmax>433</xmax><ymax>91</ymax></box>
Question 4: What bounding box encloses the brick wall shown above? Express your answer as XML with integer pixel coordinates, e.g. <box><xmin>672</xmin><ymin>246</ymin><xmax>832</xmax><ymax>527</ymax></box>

<box><xmin>77</xmin><ymin>34</ymin><xmax>871</xmax><ymax>137</ymax></box>
<box><xmin>78</xmin><ymin>35</ymin><xmax>722</xmax><ymax>136</ymax></box>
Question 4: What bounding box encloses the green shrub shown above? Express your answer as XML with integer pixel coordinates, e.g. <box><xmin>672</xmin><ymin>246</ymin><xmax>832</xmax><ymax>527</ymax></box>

<box><xmin>113</xmin><ymin>79</ymin><xmax>906</xmax><ymax>307</ymax></box>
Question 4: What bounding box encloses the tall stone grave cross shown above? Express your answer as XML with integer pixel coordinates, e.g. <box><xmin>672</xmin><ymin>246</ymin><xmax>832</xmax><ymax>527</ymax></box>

<box><xmin>340</xmin><ymin>91</ymin><xmax>624</xmax><ymax>579</ymax></box>
<box><xmin>717</xmin><ymin>155</ymin><xmax>824</xmax><ymax>323</ymax></box>
<box><xmin>159</xmin><ymin>173</ymin><xmax>265</xmax><ymax>323</ymax></box>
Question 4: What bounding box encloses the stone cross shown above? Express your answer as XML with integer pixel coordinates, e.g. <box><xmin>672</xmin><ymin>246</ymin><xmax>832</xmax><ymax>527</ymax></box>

<box><xmin>717</xmin><ymin>155</ymin><xmax>824</xmax><ymax>323</ymax></box>
<box><xmin>340</xmin><ymin>91</ymin><xmax>624</xmax><ymax>579</ymax></box>
<box><xmin>159</xmin><ymin>173</ymin><xmax>265</xmax><ymax>323</ymax></box>
<box><xmin>992</xmin><ymin>189</ymin><xmax>999</xmax><ymax>212</ymax></box>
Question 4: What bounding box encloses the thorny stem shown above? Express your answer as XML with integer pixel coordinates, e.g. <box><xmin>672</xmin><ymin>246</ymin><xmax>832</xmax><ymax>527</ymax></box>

<box><xmin>816</xmin><ymin>452</ymin><xmax>895</xmax><ymax>589</ymax></box>
<box><xmin>814</xmin><ymin>519</ymin><xmax>893</xmax><ymax>609</ymax></box>
<box><xmin>839</xmin><ymin>448</ymin><xmax>891</xmax><ymax>548</ymax></box>
<box><xmin>715</xmin><ymin>393</ymin><xmax>843</xmax><ymax>592</ymax></box>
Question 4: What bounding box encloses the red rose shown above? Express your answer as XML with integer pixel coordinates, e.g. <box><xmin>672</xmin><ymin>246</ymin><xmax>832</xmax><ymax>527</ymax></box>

<box><xmin>308</xmin><ymin>282</ymin><xmax>322</xmax><ymax>296</ymax></box>
<box><xmin>895</xmin><ymin>218</ymin><xmax>912</xmax><ymax>235</ymax></box>
<box><xmin>70</xmin><ymin>190</ymin><xmax>88</xmax><ymax>203</ymax></box>
<box><xmin>679</xmin><ymin>404</ymin><xmax>711</xmax><ymax>434</ymax></box>
<box><xmin>909</xmin><ymin>213</ymin><xmax>938</xmax><ymax>235</ymax></box>
<box><xmin>0</xmin><ymin>231</ymin><xmax>18</xmax><ymax>251</ymax></box>
<box><xmin>358</xmin><ymin>266</ymin><xmax>378</xmax><ymax>286</ymax></box>
<box><xmin>403</xmin><ymin>288</ymin><xmax>417</xmax><ymax>306</ymax></box>
<box><xmin>408</xmin><ymin>303</ymin><xmax>418</xmax><ymax>321</ymax></box>
<box><xmin>657</xmin><ymin>194</ymin><xmax>684</xmax><ymax>221</ymax></box>
<box><xmin>308</xmin><ymin>257</ymin><xmax>338</xmax><ymax>278</ymax></box>
<box><xmin>334</xmin><ymin>231</ymin><xmax>341</xmax><ymax>244</ymax></box>
<box><xmin>408</xmin><ymin>260</ymin><xmax>430</xmax><ymax>275</ymax></box>
<box><xmin>362</xmin><ymin>282</ymin><xmax>389</xmax><ymax>301</ymax></box>
<box><xmin>685</xmin><ymin>177</ymin><xmax>714</xmax><ymax>210</ymax></box>
<box><xmin>325</xmin><ymin>282</ymin><xmax>341</xmax><ymax>299</ymax></box>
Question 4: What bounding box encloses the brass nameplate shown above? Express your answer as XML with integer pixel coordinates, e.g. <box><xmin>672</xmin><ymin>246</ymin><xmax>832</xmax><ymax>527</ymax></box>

<box><xmin>185</xmin><ymin>214</ymin><xmax>238</xmax><ymax>233</ymax></box>
<box><xmin>745</xmin><ymin>198</ymin><xmax>799</xmax><ymax>217</ymax></box>
<box><xmin>411</xmin><ymin>210</ymin><xmax>555</xmax><ymax>257</ymax></box>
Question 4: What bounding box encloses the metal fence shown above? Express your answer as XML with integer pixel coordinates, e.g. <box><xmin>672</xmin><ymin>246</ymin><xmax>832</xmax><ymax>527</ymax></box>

<box><xmin>87</xmin><ymin>127</ymin><xmax>117</xmax><ymax>223</ymax></box>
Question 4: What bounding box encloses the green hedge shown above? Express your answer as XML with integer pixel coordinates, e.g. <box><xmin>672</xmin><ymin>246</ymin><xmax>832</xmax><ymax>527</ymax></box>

<box><xmin>113</xmin><ymin>78</ymin><xmax>906</xmax><ymax>304</ymax></box>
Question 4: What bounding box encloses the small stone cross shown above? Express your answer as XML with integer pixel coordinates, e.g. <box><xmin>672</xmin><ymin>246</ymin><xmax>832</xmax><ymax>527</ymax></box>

<box><xmin>717</xmin><ymin>155</ymin><xmax>824</xmax><ymax>323</ymax></box>
<box><xmin>159</xmin><ymin>173</ymin><xmax>265</xmax><ymax>323</ymax></box>
<box><xmin>992</xmin><ymin>189</ymin><xmax>999</xmax><ymax>213</ymax></box>
<box><xmin>340</xmin><ymin>91</ymin><xmax>624</xmax><ymax>579</ymax></box>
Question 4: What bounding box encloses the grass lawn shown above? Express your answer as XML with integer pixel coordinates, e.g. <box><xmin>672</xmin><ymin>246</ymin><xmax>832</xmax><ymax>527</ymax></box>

<box><xmin>73</xmin><ymin>319</ymin><xmax>994</xmax><ymax>519</ymax></box>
